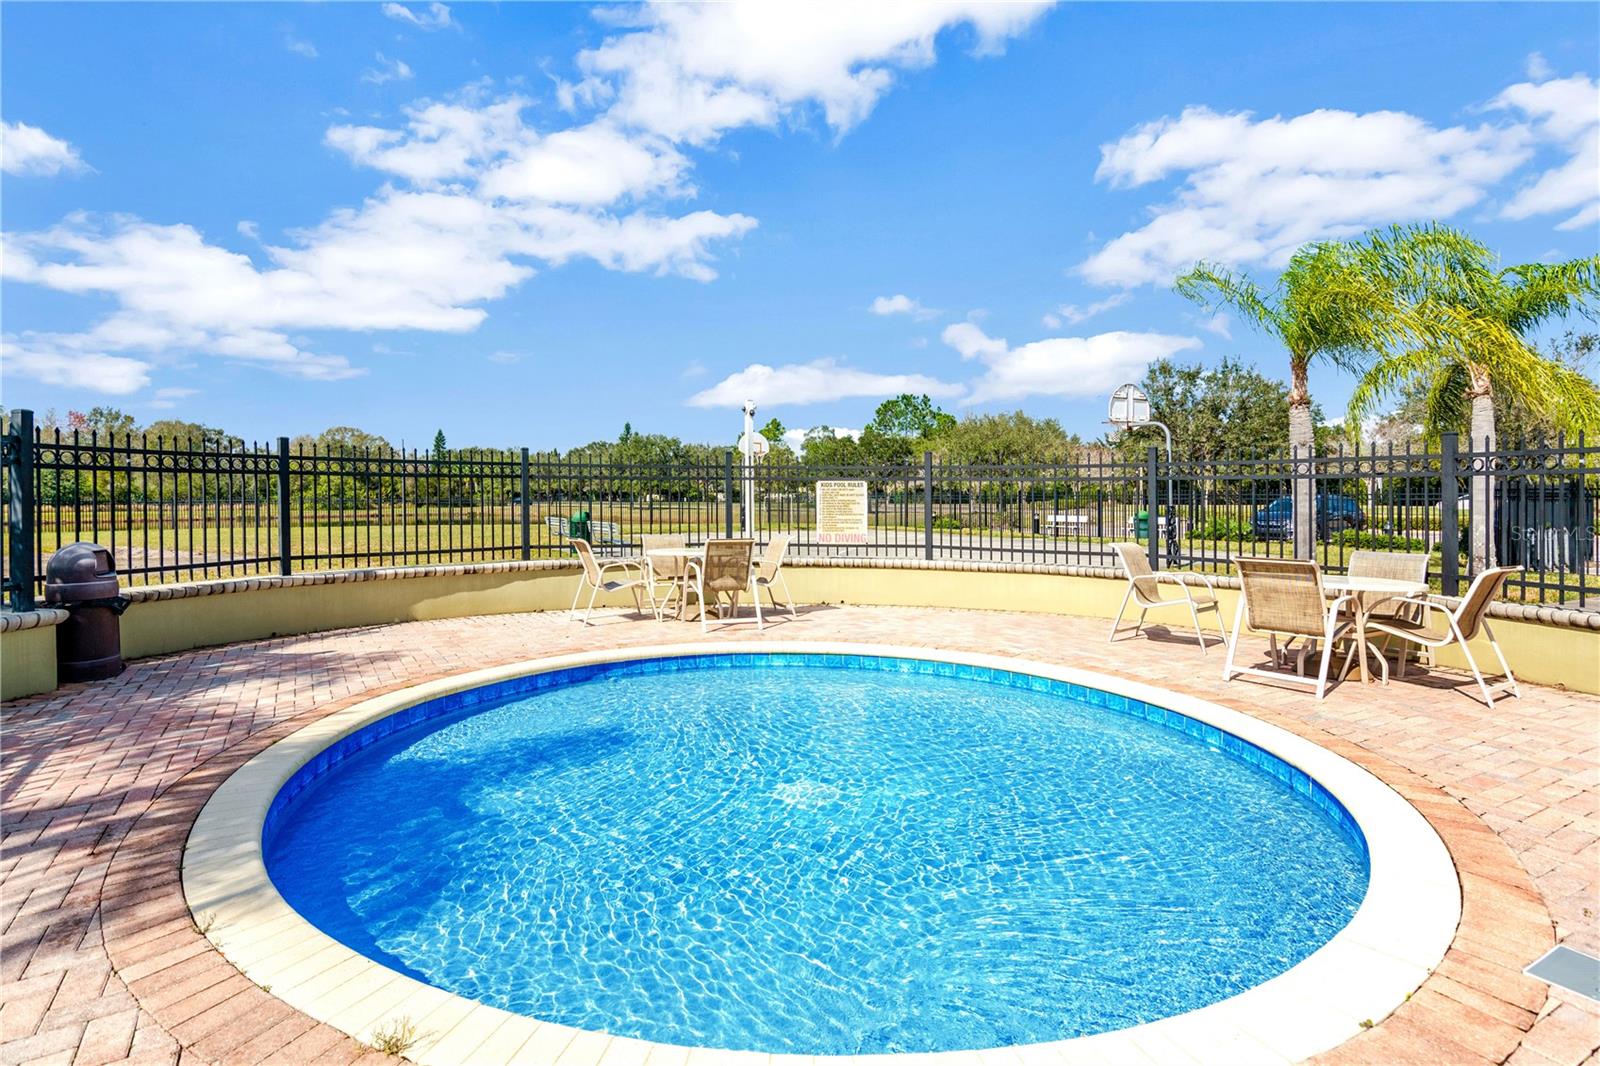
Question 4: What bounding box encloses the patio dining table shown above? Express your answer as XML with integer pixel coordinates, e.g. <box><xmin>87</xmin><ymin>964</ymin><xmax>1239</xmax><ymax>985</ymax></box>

<box><xmin>1325</xmin><ymin>574</ymin><xmax>1430</xmax><ymax>685</ymax></box>
<box><xmin>645</xmin><ymin>546</ymin><xmax>705</xmax><ymax>620</ymax></box>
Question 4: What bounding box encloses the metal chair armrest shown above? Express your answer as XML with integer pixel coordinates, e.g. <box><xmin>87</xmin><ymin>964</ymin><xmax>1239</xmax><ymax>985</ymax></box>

<box><xmin>1155</xmin><ymin>569</ymin><xmax>1217</xmax><ymax>592</ymax></box>
<box><xmin>1153</xmin><ymin>569</ymin><xmax>1218</xmax><ymax>605</ymax></box>
<box><xmin>597</xmin><ymin>559</ymin><xmax>643</xmax><ymax>579</ymax></box>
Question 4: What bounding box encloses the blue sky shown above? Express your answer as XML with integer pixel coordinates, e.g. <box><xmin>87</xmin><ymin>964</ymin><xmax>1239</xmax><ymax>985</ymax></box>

<box><xmin>2</xmin><ymin>2</ymin><xmax>1596</xmax><ymax>450</ymax></box>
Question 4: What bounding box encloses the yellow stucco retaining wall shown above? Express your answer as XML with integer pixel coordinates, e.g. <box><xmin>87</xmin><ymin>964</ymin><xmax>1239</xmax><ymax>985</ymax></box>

<box><xmin>5</xmin><ymin>563</ymin><xmax>1594</xmax><ymax>700</ymax></box>
<box><xmin>782</xmin><ymin>566</ymin><xmax>1600</xmax><ymax>695</ymax></box>
<box><xmin>1</xmin><ymin>626</ymin><xmax>60</xmax><ymax>702</ymax></box>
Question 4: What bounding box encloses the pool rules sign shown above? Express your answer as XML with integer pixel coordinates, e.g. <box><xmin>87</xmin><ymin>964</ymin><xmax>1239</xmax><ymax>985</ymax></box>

<box><xmin>815</xmin><ymin>480</ymin><xmax>869</xmax><ymax>545</ymax></box>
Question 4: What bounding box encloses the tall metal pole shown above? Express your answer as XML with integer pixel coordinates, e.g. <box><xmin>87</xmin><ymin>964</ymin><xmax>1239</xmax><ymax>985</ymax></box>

<box><xmin>519</xmin><ymin>447</ymin><xmax>531</xmax><ymax>561</ymax></box>
<box><xmin>1439</xmin><ymin>432</ymin><xmax>1460</xmax><ymax>596</ymax></box>
<box><xmin>740</xmin><ymin>400</ymin><xmax>756</xmax><ymax>539</ymax></box>
<box><xmin>1153</xmin><ymin>420</ymin><xmax>1179</xmax><ymax>567</ymax></box>
<box><xmin>276</xmin><ymin>437</ymin><xmax>292</xmax><ymax>576</ymax></box>
<box><xmin>6</xmin><ymin>410</ymin><xmax>36</xmax><ymax>611</ymax></box>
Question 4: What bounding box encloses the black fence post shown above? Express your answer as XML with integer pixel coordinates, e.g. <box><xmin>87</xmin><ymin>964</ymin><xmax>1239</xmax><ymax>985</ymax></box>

<box><xmin>5</xmin><ymin>409</ymin><xmax>36</xmax><ymax>611</ymax></box>
<box><xmin>519</xmin><ymin>447</ymin><xmax>531</xmax><ymax>561</ymax></box>
<box><xmin>1146</xmin><ymin>446</ymin><xmax>1161</xmax><ymax>572</ymax></box>
<box><xmin>1439</xmin><ymin>432</ymin><xmax>1460</xmax><ymax>596</ymax></box>
<box><xmin>723</xmin><ymin>450</ymin><xmax>735</xmax><ymax>538</ymax></box>
<box><xmin>276</xmin><ymin>437</ymin><xmax>292</xmax><ymax>576</ymax></box>
<box><xmin>923</xmin><ymin>451</ymin><xmax>934</xmax><ymax>560</ymax></box>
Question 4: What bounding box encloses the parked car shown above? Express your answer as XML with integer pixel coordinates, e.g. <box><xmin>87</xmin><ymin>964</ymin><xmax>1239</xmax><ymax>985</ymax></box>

<box><xmin>1251</xmin><ymin>494</ymin><xmax>1364</xmax><ymax>539</ymax></box>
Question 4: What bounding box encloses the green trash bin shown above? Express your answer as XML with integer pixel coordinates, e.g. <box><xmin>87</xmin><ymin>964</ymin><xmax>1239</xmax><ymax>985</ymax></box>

<box><xmin>568</xmin><ymin>510</ymin><xmax>591</xmax><ymax>542</ymax></box>
<box><xmin>1134</xmin><ymin>509</ymin><xmax>1149</xmax><ymax>541</ymax></box>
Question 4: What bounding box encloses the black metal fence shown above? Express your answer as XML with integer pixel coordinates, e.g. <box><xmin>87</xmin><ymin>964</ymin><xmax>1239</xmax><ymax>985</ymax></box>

<box><xmin>4</xmin><ymin>409</ymin><xmax>1595</xmax><ymax>611</ymax></box>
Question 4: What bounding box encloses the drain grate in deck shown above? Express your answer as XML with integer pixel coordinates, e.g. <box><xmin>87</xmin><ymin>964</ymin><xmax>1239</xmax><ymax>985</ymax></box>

<box><xmin>1525</xmin><ymin>946</ymin><xmax>1600</xmax><ymax>1003</ymax></box>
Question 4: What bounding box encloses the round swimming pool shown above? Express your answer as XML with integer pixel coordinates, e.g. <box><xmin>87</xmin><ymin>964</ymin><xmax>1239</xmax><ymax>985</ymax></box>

<box><xmin>260</xmin><ymin>652</ymin><xmax>1369</xmax><ymax>1056</ymax></box>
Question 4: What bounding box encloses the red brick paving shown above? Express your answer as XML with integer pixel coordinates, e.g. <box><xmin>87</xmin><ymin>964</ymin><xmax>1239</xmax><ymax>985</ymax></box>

<box><xmin>3</xmin><ymin>605</ymin><xmax>1597</xmax><ymax>1065</ymax></box>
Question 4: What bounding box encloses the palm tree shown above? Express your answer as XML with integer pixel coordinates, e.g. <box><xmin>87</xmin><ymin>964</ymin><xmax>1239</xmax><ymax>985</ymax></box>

<box><xmin>1176</xmin><ymin>243</ymin><xmax>1400</xmax><ymax>555</ymax></box>
<box><xmin>1346</xmin><ymin>224</ymin><xmax>1600</xmax><ymax>570</ymax></box>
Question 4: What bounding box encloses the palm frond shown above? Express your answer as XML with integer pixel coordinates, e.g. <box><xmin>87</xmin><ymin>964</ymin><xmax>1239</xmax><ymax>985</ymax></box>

<box><xmin>1500</xmin><ymin>256</ymin><xmax>1600</xmax><ymax>334</ymax></box>
<box><xmin>1173</xmin><ymin>263</ymin><xmax>1281</xmax><ymax>337</ymax></box>
<box><xmin>1347</xmin><ymin>346</ymin><xmax>1442</xmax><ymax>428</ymax></box>
<box><xmin>1422</xmin><ymin>365</ymin><xmax>1472</xmax><ymax>443</ymax></box>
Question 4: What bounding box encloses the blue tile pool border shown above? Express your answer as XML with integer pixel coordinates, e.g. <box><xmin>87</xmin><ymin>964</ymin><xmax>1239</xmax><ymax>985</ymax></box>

<box><xmin>262</xmin><ymin>652</ymin><xmax>1369</xmax><ymax>863</ymax></box>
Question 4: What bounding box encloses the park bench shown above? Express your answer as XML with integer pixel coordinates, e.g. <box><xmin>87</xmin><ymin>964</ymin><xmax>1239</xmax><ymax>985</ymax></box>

<box><xmin>547</xmin><ymin>515</ymin><xmax>630</xmax><ymax>556</ymax></box>
<box><xmin>1041</xmin><ymin>513</ymin><xmax>1091</xmax><ymax>537</ymax></box>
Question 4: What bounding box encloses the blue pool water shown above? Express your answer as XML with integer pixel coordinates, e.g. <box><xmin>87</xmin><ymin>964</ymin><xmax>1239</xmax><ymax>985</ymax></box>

<box><xmin>265</xmin><ymin>655</ymin><xmax>1368</xmax><ymax>1055</ymax></box>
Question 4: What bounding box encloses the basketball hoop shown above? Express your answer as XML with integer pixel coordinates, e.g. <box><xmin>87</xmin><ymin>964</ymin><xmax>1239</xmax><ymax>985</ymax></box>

<box><xmin>1107</xmin><ymin>383</ymin><xmax>1152</xmax><ymax>429</ymax></box>
<box><xmin>1105</xmin><ymin>382</ymin><xmax>1182</xmax><ymax>567</ymax></box>
<box><xmin>738</xmin><ymin>431</ymin><xmax>771</xmax><ymax>464</ymax></box>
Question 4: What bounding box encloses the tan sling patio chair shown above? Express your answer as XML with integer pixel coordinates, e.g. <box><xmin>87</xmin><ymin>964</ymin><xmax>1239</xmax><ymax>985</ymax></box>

<box><xmin>1359</xmin><ymin>566</ymin><xmax>1522</xmax><ymax>706</ymax></box>
<box><xmin>1342</xmin><ymin>548</ymin><xmax>1432</xmax><ymax>673</ymax></box>
<box><xmin>1107</xmin><ymin>542</ymin><xmax>1227</xmax><ymax>652</ymax></box>
<box><xmin>752</xmin><ymin>533</ymin><xmax>797</xmax><ymax>617</ymax></box>
<box><xmin>1346</xmin><ymin>550</ymin><xmax>1431</xmax><ymax>617</ymax></box>
<box><xmin>684</xmin><ymin>539</ymin><xmax>761</xmax><ymax>633</ymax></box>
<box><xmin>567</xmin><ymin>538</ymin><xmax>650</xmax><ymax>625</ymax></box>
<box><xmin>640</xmin><ymin>532</ymin><xmax>688</xmax><ymax>620</ymax></box>
<box><xmin>1221</xmin><ymin>557</ymin><xmax>1354</xmax><ymax>700</ymax></box>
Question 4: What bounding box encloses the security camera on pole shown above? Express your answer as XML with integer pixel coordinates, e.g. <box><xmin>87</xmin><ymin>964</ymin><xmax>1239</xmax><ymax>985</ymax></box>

<box><xmin>1106</xmin><ymin>383</ymin><xmax>1181</xmax><ymax>568</ymax></box>
<box><xmin>736</xmin><ymin>399</ymin><xmax>769</xmax><ymax>540</ymax></box>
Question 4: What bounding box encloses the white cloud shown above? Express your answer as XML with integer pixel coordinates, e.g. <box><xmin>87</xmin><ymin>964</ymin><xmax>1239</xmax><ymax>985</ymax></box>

<box><xmin>3</xmin><ymin>100</ymin><xmax>755</xmax><ymax>392</ymax></box>
<box><xmin>0</xmin><ymin>339</ymin><xmax>151</xmax><ymax>395</ymax></box>
<box><xmin>328</xmin><ymin>100</ymin><xmax>692</xmax><ymax>206</ymax></box>
<box><xmin>286</xmin><ymin>36</ymin><xmax>318</xmax><ymax>59</ymax></box>
<box><xmin>362</xmin><ymin>54</ymin><xmax>414</xmax><ymax>86</ymax></box>
<box><xmin>1</xmin><ymin>121</ymin><xmax>88</xmax><ymax>177</ymax></box>
<box><xmin>1525</xmin><ymin>52</ymin><xmax>1554</xmax><ymax>82</ymax></box>
<box><xmin>1490</xmin><ymin>74</ymin><xmax>1600</xmax><ymax>230</ymax></box>
<box><xmin>1199</xmin><ymin>312</ymin><xmax>1232</xmax><ymax>339</ymax></box>
<box><xmin>327</xmin><ymin>97</ymin><xmax>530</xmax><ymax>184</ymax></box>
<box><xmin>687</xmin><ymin>357</ymin><xmax>961</xmax><ymax>408</ymax></box>
<box><xmin>784</xmin><ymin>425</ymin><xmax>860</xmax><ymax>450</ymax></box>
<box><xmin>942</xmin><ymin>322</ymin><xmax>1200</xmax><ymax>404</ymax></box>
<box><xmin>1048</xmin><ymin>292</ymin><xmax>1131</xmax><ymax>326</ymax></box>
<box><xmin>869</xmin><ymin>293</ymin><xmax>939</xmax><ymax>319</ymax></box>
<box><xmin>479</xmin><ymin>124</ymin><xmax>690</xmax><ymax>205</ymax></box>
<box><xmin>486</xmin><ymin>351</ymin><xmax>525</xmax><ymax>364</ymax></box>
<box><xmin>1080</xmin><ymin>104</ymin><xmax>1530</xmax><ymax>286</ymax></box>
<box><xmin>7</xmin><ymin>7</ymin><xmax>1040</xmax><ymax>395</ymax></box>
<box><xmin>941</xmin><ymin>321</ymin><xmax>1008</xmax><ymax>362</ymax></box>
<box><xmin>148</xmin><ymin>386</ymin><xmax>199</xmax><ymax>410</ymax></box>
<box><xmin>382</xmin><ymin>2</ymin><xmax>451</xmax><ymax>31</ymax></box>
<box><xmin>572</xmin><ymin>1</ymin><xmax>1053</xmax><ymax>145</ymax></box>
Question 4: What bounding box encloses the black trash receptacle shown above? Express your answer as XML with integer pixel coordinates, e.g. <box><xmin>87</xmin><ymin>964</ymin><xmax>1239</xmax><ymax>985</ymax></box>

<box><xmin>44</xmin><ymin>543</ymin><xmax>129</xmax><ymax>683</ymax></box>
<box><xmin>1497</xmin><ymin>479</ymin><xmax>1595</xmax><ymax>571</ymax></box>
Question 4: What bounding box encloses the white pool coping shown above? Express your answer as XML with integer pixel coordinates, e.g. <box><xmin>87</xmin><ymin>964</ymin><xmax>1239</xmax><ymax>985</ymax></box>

<box><xmin>183</xmin><ymin>642</ymin><xmax>1461</xmax><ymax>1066</ymax></box>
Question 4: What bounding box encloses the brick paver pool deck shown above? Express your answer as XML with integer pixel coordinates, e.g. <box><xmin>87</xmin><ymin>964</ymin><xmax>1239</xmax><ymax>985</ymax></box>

<box><xmin>2</xmin><ymin>605</ymin><xmax>1597</xmax><ymax>1066</ymax></box>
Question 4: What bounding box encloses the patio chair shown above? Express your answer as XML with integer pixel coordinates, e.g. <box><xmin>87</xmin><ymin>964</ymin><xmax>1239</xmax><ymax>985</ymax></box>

<box><xmin>1359</xmin><ymin>566</ymin><xmax>1522</xmax><ymax>706</ymax></box>
<box><xmin>1107</xmin><ymin>543</ymin><xmax>1226</xmax><ymax>652</ymax></box>
<box><xmin>640</xmin><ymin>533</ymin><xmax>688</xmax><ymax>620</ymax></box>
<box><xmin>1343</xmin><ymin>548</ymin><xmax>1432</xmax><ymax>670</ymax></box>
<box><xmin>1221</xmin><ymin>557</ymin><xmax>1354</xmax><ymax>700</ymax></box>
<box><xmin>752</xmin><ymin>533</ymin><xmax>797</xmax><ymax>617</ymax></box>
<box><xmin>567</xmin><ymin>538</ymin><xmax>650</xmax><ymax>625</ymax></box>
<box><xmin>1346</xmin><ymin>550</ymin><xmax>1430</xmax><ymax>617</ymax></box>
<box><xmin>684</xmin><ymin>539</ymin><xmax>760</xmax><ymax>633</ymax></box>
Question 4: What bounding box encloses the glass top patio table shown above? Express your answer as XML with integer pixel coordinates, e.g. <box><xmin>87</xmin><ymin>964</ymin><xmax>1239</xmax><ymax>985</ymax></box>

<box><xmin>1324</xmin><ymin>575</ymin><xmax>1430</xmax><ymax>685</ymax></box>
<box><xmin>645</xmin><ymin>547</ymin><xmax>706</xmax><ymax>620</ymax></box>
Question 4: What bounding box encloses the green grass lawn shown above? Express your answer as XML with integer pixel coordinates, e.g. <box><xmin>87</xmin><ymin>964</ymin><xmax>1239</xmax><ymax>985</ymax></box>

<box><xmin>8</xmin><ymin>512</ymin><xmax>1595</xmax><ymax>607</ymax></box>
